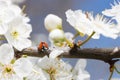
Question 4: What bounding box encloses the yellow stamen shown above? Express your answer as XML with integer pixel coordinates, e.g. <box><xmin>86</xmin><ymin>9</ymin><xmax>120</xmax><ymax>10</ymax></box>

<box><xmin>2</xmin><ymin>64</ymin><xmax>15</xmax><ymax>78</ymax></box>
<box><xmin>11</xmin><ymin>31</ymin><xmax>19</xmax><ymax>39</ymax></box>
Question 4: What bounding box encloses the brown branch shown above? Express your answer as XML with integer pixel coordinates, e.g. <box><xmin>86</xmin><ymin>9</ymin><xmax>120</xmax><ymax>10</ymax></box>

<box><xmin>15</xmin><ymin>46</ymin><xmax>120</xmax><ymax>63</ymax></box>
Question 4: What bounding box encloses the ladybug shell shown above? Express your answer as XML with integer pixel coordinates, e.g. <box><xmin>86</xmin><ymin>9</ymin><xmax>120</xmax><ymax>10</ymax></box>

<box><xmin>38</xmin><ymin>42</ymin><xmax>48</xmax><ymax>51</ymax></box>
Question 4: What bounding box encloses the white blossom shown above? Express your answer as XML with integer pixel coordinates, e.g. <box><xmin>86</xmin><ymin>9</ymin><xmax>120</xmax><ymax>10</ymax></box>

<box><xmin>37</xmin><ymin>56</ymin><xmax>73</xmax><ymax>80</ymax></box>
<box><xmin>5</xmin><ymin>15</ymin><xmax>32</xmax><ymax>51</ymax></box>
<box><xmin>66</xmin><ymin>9</ymin><xmax>119</xmax><ymax>39</ymax></box>
<box><xmin>25</xmin><ymin>57</ymin><xmax>49</xmax><ymax>80</ymax></box>
<box><xmin>0</xmin><ymin>0</ymin><xmax>21</xmax><ymax>34</ymax></box>
<box><xmin>44</xmin><ymin>14</ymin><xmax>62</xmax><ymax>32</ymax></box>
<box><xmin>0</xmin><ymin>43</ymin><xmax>32</xmax><ymax>80</ymax></box>
<box><xmin>66</xmin><ymin>9</ymin><xmax>99</xmax><ymax>39</ymax></box>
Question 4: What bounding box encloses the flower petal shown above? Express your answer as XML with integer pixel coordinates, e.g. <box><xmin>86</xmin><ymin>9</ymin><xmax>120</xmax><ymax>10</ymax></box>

<box><xmin>73</xmin><ymin>59</ymin><xmax>87</xmax><ymax>75</ymax></box>
<box><xmin>74</xmin><ymin>59</ymin><xmax>87</xmax><ymax>70</ymax></box>
<box><xmin>49</xmin><ymin>49</ymin><xmax>63</xmax><ymax>59</ymax></box>
<box><xmin>5</xmin><ymin>33</ymin><xmax>32</xmax><ymax>51</ymax></box>
<box><xmin>44</xmin><ymin>14</ymin><xmax>62</xmax><ymax>32</ymax></box>
<box><xmin>17</xmin><ymin>24</ymin><xmax>32</xmax><ymax>38</ymax></box>
<box><xmin>13</xmin><ymin>38</ymin><xmax>32</xmax><ymax>51</ymax></box>
<box><xmin>27</xmin><ymin>65</ymin><xmax>49</xmax><ymax>80</ymax></box>
<box><xmin>76</xmin><ymin>69</ymin><xmax>90</xmax><ymax>80</ymax></box>
<box><xmin>14</xmin><ymin>58</ymin><xmax>32</xmax><ymax>78</ymax></box>
<box><xmin>0</xmin><ymin>43</ymin><xmax>14</xmax><ymax>64</ymax></box>
<box><xmin>0</xmin><ymin>24</ymin><xmax>8</xmax><ymax>34</ymax></box>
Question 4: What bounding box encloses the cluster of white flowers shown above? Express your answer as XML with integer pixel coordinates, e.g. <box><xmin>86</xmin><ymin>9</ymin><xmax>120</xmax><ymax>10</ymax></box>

<box><xmin>26</xmin><ymin>50</ymin><xmax>90</xmax><ymax>80</ymax></box>
<box><xmin>66</xmin><ymin>9</ymin><xmax>119</xmax><ymax>39</ymax></box>
<box><xmin>1</xmin><ymin>0</ymin><xmax>120</xmax><ymax>79</ymax></box>
<box><xmin>0</xmin><ymin>0</ymin><xmax>32</xmax><ymax>51</ymax></box>
<box><xmin>0</xmin><ymin>0</ymin><xmax>33</xmax><ymax>80</ymax></box>
<box><xmin>65</xmin><ymin>1</ymin><xmax>120</xmax><ymax>40</ymax></box>
<box><xmin>44</xmin><ymin>1</ymin><xmax>120</xmax><ymax>53</ymax></box>
<box><xmin>43</xmin><ymin>1</ymin><xmax>120</xmax><ymax>79</ymax></box>
<box><xmin>0</xmin><ymin>44</ymin><xmax>32</xmax><ymax>80</ymax></box>
<box><xmin>0</xmin><ymin>0</ymin><xmax>91</xmax><ymax>80</ymax></box>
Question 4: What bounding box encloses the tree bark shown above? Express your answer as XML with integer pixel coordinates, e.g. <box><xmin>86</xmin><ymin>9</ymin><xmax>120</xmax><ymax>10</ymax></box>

<box><xmin>15</xmin><ymin>46</ymin><xmax>120</xmax><ymax>63</ymax></box>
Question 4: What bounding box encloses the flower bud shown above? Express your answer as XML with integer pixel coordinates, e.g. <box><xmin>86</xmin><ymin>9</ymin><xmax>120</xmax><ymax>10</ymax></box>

<box><xmin>44</xmin><ymin>14</ymin><xmax>62</xmax><ymax>32</ymax></box>
<box><xmin>49</xmin><ymin>29</ymin><xmax>65</xmax><ymax>44</ymax></box>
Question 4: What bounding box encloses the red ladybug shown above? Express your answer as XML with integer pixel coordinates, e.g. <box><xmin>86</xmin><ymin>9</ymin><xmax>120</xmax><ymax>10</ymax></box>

<box><xmin>38</xmin><ymin>42</ymin><xmax>49</xmax><ymax>53</ymax></box>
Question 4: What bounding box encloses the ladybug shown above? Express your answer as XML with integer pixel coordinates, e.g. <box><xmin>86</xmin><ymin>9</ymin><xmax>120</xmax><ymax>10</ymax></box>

<box><xmin>38</xmin><ymin>42</ymin><xmax>49</xmax><ymax>53</ymax></box>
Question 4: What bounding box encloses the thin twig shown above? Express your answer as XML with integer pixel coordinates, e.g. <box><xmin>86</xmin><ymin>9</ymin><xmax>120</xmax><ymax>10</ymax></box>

<box><xmin>78</xmin><ymin>32</ymin><xmax>95</xmax><ymax>47</ymax></box>
<box><xmin>108</xmin><ymin>68</ymin><xmax>114</xmax><ymax>80</ymax></box>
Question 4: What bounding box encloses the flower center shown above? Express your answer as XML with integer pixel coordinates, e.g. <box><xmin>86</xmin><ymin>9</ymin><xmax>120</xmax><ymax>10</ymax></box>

<box><xmin>6</xmin><ymin>67</ymin><xmax>12</xmax><ymax>72</ymax></box>
<box><xmin>46</xmin><ymin>67</ymin><xmax>57</xmax><ymax>80</ymax></box>
<box><xmin>11</xmin><ymin>31</ymin><xmax>19</xmax><ymax>39</ymax></box>
<box><xmin>2</xmin><ymin>64</ymin><xmax>15</xmax><ymax>78</ymax></box>
<box><xmin>47</xmin><ymin>67</ymin><xmax>56</xmax><ymax>75</ymax></box>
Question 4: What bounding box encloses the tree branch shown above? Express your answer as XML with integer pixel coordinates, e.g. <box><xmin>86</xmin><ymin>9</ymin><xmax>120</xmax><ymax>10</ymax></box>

<box><xmin>15</xmin><ymin>46</ymin><xmax>120</xmax><ymax>63</ymax></box>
